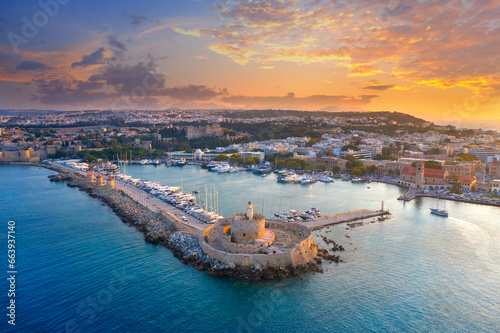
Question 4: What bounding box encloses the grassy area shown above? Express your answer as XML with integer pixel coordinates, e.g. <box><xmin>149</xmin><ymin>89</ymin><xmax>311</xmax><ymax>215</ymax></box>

<box><xmin>485</xmin><ymin>195</ymin><xmax>500</xmax><ymax>199</ymax></box>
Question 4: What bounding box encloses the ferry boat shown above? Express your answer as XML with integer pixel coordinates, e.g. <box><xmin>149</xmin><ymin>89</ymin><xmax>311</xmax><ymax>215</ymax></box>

<box><xmin>100</xmin><ymin>162</ymin><xmax>119</xmax><ymax>173</ymax></box>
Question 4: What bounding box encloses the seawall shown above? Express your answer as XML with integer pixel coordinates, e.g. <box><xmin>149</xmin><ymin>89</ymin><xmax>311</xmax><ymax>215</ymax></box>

<box><xmin>22</xmin><ymin>162</ymin><xmax>325</xmax><ymax>281</ymax></box>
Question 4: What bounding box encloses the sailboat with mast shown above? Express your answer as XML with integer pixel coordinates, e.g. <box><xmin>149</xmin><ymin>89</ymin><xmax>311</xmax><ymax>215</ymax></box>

<box><xmin>430</xmin><ymin>194</ymin><xmax>448</xmax><ymax>217</ymax></box>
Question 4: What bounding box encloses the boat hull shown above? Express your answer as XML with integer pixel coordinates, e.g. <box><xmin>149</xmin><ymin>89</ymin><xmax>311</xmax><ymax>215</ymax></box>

<box><xmin>430</xmin><ymin>208</ymin><xmax>448</xmax><ymax>217</ymax></box>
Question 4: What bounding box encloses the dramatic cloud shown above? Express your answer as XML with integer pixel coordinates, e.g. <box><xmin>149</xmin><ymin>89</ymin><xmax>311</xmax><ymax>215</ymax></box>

<box><xmin>122</xmin><ymin>13</ymin><xmax>149</xmax><ymax>28</ymax></box>
<box><xmin>32</xmin><ymin>78</ymin><xmax>109</xmax><ymax>105</ymax></box>
<box><xmin>363</xmin><ymin>84</ymin><xmax>395</xmax><ymax>91</ymax></box>
<box><xmin>88</xmin><ymin>61</ymin><xmax>164</xmax><ymax>93</ymax></box>
<box><xmin>71</xmin><ymin>47</ymin><xmax>106</xmax><ymax>68</ymax></box>
<box><xmin>158</xmin><ymin>84</ymin><xmax>227</xmax><ymax>100</ymax></box>
<box><xmin>221</xmin><ymin>92</ymin><xmax>378</xmax><ymax>109</ymax></box>
<box><xmin>16</xmin><ymin>61</ymin><xmax>50</xmax><ymax>71</ymax></box>
<box><xmin>108</xmin><ymin>35</ymin><xmax>127</xmax><ymax>58</ymax></box>
<box><xmin>172</xmin><ymin>0</ymin><xmax>500</xmax><ymax>90</ymax></box>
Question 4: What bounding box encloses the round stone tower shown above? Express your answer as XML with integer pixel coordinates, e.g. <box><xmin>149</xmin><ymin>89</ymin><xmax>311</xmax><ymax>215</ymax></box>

<box><xmin>230</xmin><ymin>202</ymin><xmax>265</xmax><ymax>243</ymax></box>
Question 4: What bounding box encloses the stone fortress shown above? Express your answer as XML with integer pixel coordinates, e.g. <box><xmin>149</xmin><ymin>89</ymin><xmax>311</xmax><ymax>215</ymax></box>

<box><xmin>199</xmin><ymin>202</ymin><xmax>318</xmax><ymax>268</ymax></box>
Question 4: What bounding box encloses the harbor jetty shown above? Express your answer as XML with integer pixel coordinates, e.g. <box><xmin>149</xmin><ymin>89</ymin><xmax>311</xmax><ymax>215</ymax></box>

<box><xmin>296</xmin><ymin>208</ymin><xmax>391</xmax><ymax>231</ymax></box>
<box><xmin>36</xmin><ymin>162</ymin><xmax>326</xmax><ymax>280</ymax></box>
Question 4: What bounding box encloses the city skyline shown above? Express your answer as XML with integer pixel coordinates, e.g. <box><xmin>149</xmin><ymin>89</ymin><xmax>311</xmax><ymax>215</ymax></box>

<box><xmin>0</xmin><ymin>0</ymin><xmax>499</xmax><ymax>125</ymax></box>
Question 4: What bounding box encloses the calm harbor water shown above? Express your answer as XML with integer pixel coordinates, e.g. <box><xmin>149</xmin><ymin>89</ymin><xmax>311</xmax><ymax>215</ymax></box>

<box><xmin>1</xmin><ymin>164</ymin><xmax>499</xmax><ymax>332</ymax></box>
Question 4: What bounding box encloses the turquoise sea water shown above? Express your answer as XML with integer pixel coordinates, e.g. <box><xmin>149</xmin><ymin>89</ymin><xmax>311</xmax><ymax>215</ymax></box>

<box><xmin>1</xmin><ymin>164</ymin><xmax>499</xmax><ymax>332</ymax></box>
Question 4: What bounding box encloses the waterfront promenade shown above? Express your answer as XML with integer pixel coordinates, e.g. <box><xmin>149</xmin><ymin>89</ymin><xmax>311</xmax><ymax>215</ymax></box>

<box><xmin>52</xmin><ymin>163</ymin><xmax>207</xmax><ymax>235</ymax></box>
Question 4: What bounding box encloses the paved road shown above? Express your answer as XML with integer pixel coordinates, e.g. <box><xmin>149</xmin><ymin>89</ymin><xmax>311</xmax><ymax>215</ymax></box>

<box><xmin>53</xmin><ymin>163</ymin><xmax>207</xmax><ymax>235</ymax></box>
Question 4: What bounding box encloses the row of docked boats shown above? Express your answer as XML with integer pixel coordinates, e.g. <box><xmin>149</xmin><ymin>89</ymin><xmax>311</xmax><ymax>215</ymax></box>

<box><xmin>274</xmin><ymin>208</ymin><xmax>322</xmax><ymax>222</ymax></box>
<box><xmin>115</xmin><ymin>174</ymin><xmax>224</xmax><ymax>224</ymax></box>
<box><xmin>201</xmin><ymin>161</ymin><xmax>273</xmax><ymax>174</ymax></box>
<box><xmin>276</xmin><ymin>170</ymin><xmax>334</xmax><ymax>184</ymax></box>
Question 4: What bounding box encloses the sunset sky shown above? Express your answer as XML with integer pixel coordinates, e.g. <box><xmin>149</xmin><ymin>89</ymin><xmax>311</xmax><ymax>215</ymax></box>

<box><xmin>0</xmin><ymin>0</ymin><xmax>499</xmax><ymax>125</ymax></box>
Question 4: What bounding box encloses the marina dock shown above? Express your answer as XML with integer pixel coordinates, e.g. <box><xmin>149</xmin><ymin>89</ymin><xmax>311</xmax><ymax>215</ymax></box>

<box><xmin>50</xmin><ymin>162</ymin><xmax>391</xmax><ymax>235</ymax></box>
<box><xmin>51</xmin><ymin>162</ymin><xmax>207</xmax><ymax>235</ymax></box>
<box><xmin>292</xmin><ymin>209</ymin><xmax>390</xmax><ymax>230</ymax></box>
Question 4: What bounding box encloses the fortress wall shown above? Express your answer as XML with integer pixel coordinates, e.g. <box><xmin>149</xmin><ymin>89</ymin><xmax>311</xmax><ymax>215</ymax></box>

<box><xmin>0</xmin><ymin>151</ymin><xmax>21</xmax><ymax>161</ymax></box>
<box><xmin>0</xmin><ymin>150</ymin><xmax>43</xmax><ymax>162</ymax></box>
<box><xmin>216</xmin><ymin>224</ymin><xmax>230</xmax><ymax>237</ymax></box>
<box><xmin>199</xmin><ymin>234</ymin><xmax>317</xmax><ymax>268</ymax></box>
<box><xmin>202</xmin><ymin>224</ymin><xmax>217</xmax><ymax>242</ymax></box>
<box><xmin>199</xmin><ymin>238</ymin><xmax>293</xmax><ymax>267</ymax></box>
<box><xmin>220</xmin><ymin>234</ymin><xmax>264</xmax><ymax>254</ymax></box>
<box><xmin>265</xmin><ymin>221</ymin><xmax>312</xmax><ymax>241</ymax></box>
<box><xmin>289</xmin><ymin>235</ymin><xmax>318</xmax><ymax>265</ymax></box>
<box><xmin>231</xmin><ymin>216</ymin><xmax>265</xmax><ymax>243</ymax></box>
<box><xmin>199</xmin><ymin>217</ymin><xmax>317</xmax><ymax>268</ymax></box>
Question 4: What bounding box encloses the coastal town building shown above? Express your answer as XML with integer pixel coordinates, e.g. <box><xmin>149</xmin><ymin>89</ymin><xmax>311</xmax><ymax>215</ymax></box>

<box><xmin>309</xmin><ymin>156</ymin><xmax>348</xmax><ymax>170</ymax></box>
<box><xmin>469</xmin><ymin>147</ymin><xmax>500</xmax><ymax>162</ymax></box>
<box><xmin>183</xmin><ymin>124</ymin><xmax>223</xmax><ymax>139</ymax></box>
<box><xmin>443</xmin><ymin>163</ymin><xmax>476</xmax><ymax>178</ymax></box>
<box><xmin>399</xmin><ymin>162</ymin><xmax>449</xmax><ymax>189</ymax></box>
<box><xmin>456</xmin><ymin>176</ymin><xmax>477</xmax><ymax>191</ymax></box>
<box><xmin>488</xmin><ymin>163</ymin><xmax>500</xmax><ymax>178</ymax></box>
<box><xmin>491</xmin><ymin>180</ymin><xmax>500</xmax><ymax>193</ymax></box>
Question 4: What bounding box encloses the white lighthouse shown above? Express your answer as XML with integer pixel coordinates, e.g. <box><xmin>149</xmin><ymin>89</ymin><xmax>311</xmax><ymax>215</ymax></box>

<box><xmin>246</xmin><ymin>201</ymin><xmax>254</xmax><ymax>220</ymax></box>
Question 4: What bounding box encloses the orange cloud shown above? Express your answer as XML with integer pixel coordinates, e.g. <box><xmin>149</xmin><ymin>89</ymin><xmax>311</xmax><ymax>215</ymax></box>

<box><xmin>171</xmin><ymin>0</ymin><xmax>500</xmax><ymax>93</ymax></box>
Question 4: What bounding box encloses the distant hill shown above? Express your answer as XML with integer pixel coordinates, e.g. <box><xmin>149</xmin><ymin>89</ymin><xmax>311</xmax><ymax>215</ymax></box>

<box><xmin>222</xmin><ymin>109</ymin><xmax>428</xmax><ymax>126</ymax></box>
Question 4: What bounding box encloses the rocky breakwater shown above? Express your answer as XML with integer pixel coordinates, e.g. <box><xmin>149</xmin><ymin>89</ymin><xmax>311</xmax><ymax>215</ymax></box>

<box><xmin>48</xmin><ymin>173</ymin><xmax>72</xmax><ymax>182</ymax></box>
<box><xmin>316</xmin><ymin>248</ymin><xmax>343</xmax><ymax>263</ymax></box>
<box><xmin>322</xmin><ymin>236</ymin><xmax>345</xmax><ymax>252</ymax></box>
<box><xmin>167</xmin><ymin>232</ymin><xmax>323</xmax><ymax>281</ymax></box>
<box><xmin>59</xmin><ymin>171</ymin><xmax>176</xmax><ymax>244</ymax></box>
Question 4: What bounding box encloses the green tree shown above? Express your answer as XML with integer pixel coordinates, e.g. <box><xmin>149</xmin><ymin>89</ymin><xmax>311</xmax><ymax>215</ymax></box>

<box><xmin>229</xmin><ymin>154</ymin><xmax>244</xmax><ymax>165</ymax></box>
<box><xmin>345</xmin><ymin>155</ymin><xmax>357</xmax><ymax>163</ymax></box>
<box><xmin>55</xmin><ymin>149</ymin><xmax>67</xmax><ymax>158</ymax></box>
<box><xmin>245</xmin><ymin>157</ymin><xmax>256</xmax><ymax>165</ymax></box>
<box><xmin>152</xmin><ymin>149</ymin><xmax>164</xmax><ymax>158</ymax></box>
<box><xmin>83</xmin><ymin>154</ymin><xmax>98</xmax><ymax>163</ymax></box>
<box><xmin>449</xmin><ymin>183</ymin><xmax>463</xmax><ymax>194</ymax></box>
<box><xmin>213</xmin><ymin>154</ymin><xmax>228</xmax><ymax>161</ymax></box>
<box><xmin>457</xmin><ymin>153</ymin><xmax>477</xmax><ymax>162</ymax></box>
<box><xmin>341</xmin><ymin>144</ymin><xmax>360</xmax><ymax>151</ymax></box>
<box><xmin>245</xmin><ymin>156</ymin><xmax>261</xmax><ymax>165</ymax></box>
<box><xmin>352</xmin><ymin>167</ymin><xmax>363</xmax><ymax>176</ymax></box>
<box><xmin>333</xmin><ymin>165</ymin><xmax>341</xmax><ymax>173</ymax></box>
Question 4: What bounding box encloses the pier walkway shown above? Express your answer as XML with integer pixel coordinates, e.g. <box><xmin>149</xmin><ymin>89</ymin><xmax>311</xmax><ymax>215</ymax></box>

<box><xmin>53</xmin><ymin>163</ymin><xmax>207</xmax><ymax>235</ymax></box>
<box><xmin>293</xmin><ymin>209</ymin><xmax>390</xmax><ymax>230</ymax></box>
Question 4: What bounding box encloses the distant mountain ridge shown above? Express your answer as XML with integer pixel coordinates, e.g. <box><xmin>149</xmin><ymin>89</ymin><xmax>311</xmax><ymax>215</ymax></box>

<box><xmin>222</xmin><ymin>110</ymin><xmax>428</xmax><ymax>126</ymax></box>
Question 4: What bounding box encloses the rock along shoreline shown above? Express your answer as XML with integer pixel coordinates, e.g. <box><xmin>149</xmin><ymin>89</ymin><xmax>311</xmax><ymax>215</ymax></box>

<box><xmin>34</xmin><ymin>163</ymin><xmax>325</xmax><ymax>281</ymax></box>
